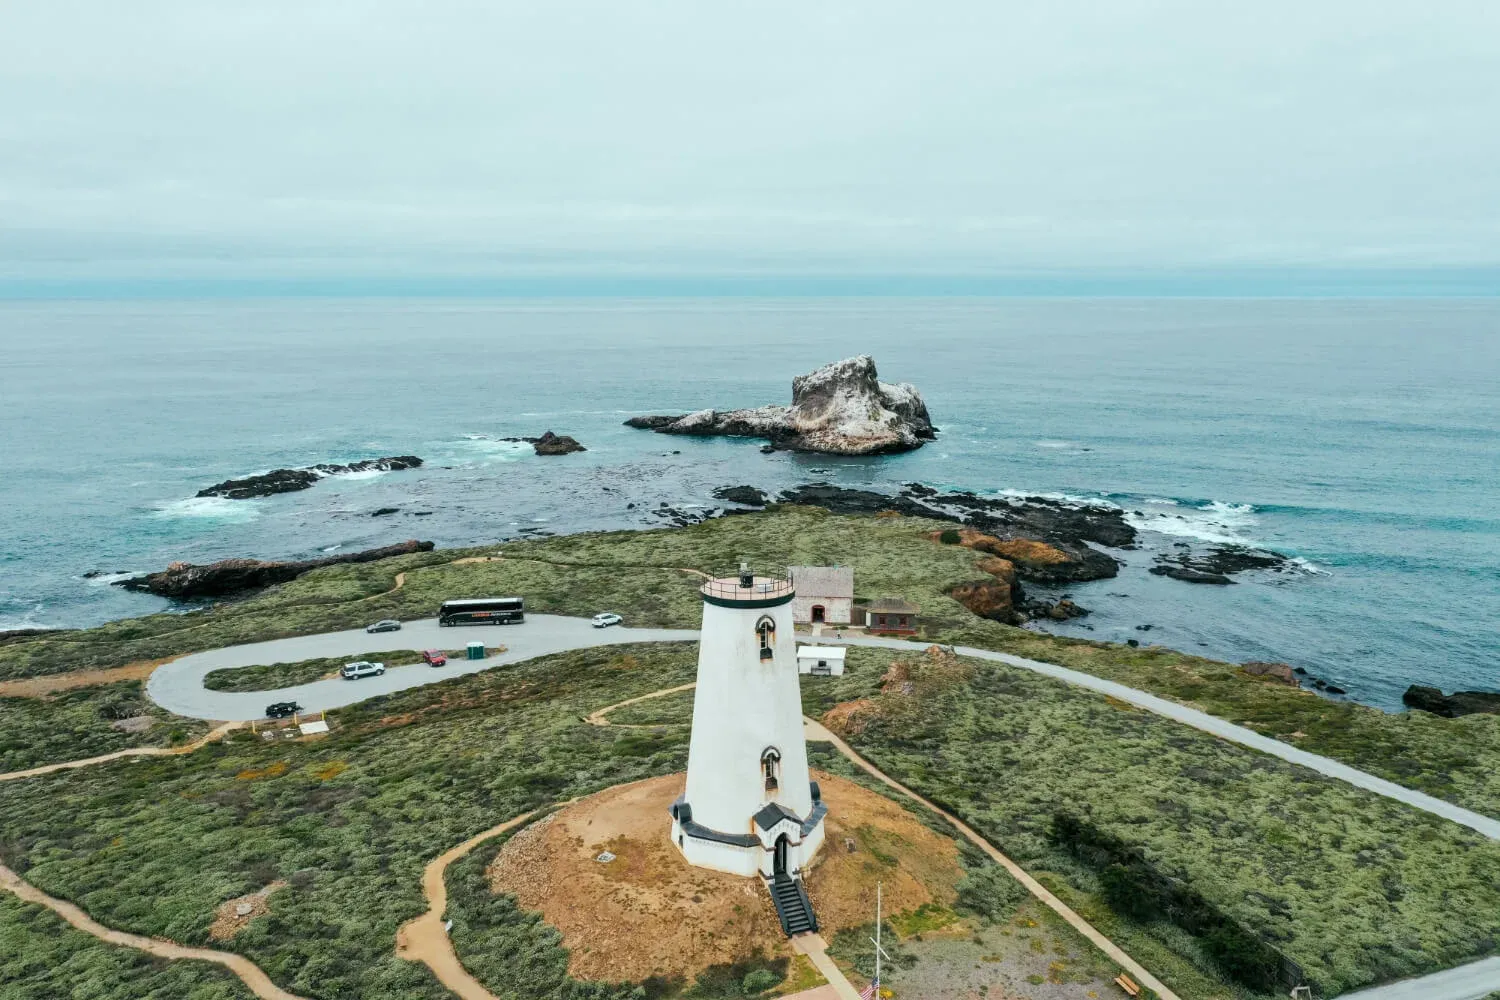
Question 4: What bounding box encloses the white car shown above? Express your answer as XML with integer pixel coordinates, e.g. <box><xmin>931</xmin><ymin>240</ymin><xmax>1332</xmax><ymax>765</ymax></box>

<box><xmin>341</xmin><ymin>660</ymin><xmax>386</xmax><ymax>680</ymax></box>
<box><xmin>591</xmin><ymin>612</ymin><xmax>623</xmax><ymax>628</ymax></box>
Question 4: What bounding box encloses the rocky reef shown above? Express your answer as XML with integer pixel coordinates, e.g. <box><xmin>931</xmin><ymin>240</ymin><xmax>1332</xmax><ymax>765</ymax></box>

<box><xmin>626</xmin><ymin>356</ymin><xmax>936</xmax><ymax>455</ymax></box>
<box><xmin>117</xmin><ymin>540</ymin><xmax>435</xmax><ymax>600</ymax></box>
<box><xmin>1150</xmin><ymin>544</ymin><xmax>1291</xmax><ymax>585</ymax></box>
<box><xmin>712</xmin><ymin>485</ymin><xmax>769</xmax><ymax>507</ymax></box>
<box><xmin>197</xmin><ymin>456</ymin><xmax>423</xmax><ymax>500</ymax></box>
<box><xmin>779</xmin><ymin>482</ymin><xmax>1128</xmax><ymax>583</ymax></box>
<box><xmin>1403</xmin><ymin>685</ymin><xmax>1500</xmax><ymax>718</ymax></box>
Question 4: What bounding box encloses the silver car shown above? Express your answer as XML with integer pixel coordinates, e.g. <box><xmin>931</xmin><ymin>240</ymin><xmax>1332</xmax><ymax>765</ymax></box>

<box><xmin>341</xmin><ymin>660</ymin><xmax>386</xmax><ymax>680</ymax></box>
<box><xmin>365</xmin><ymin>619</ymin><xmax>401</xmax><ymax>633</ymax></box>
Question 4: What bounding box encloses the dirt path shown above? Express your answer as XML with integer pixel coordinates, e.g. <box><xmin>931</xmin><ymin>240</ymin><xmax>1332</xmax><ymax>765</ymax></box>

<box><xmin>395</xmin><ymin>809</ymin><xmax>549</xmax><ymax>1000</ymax></box>
<box><xmin>584</xmin><ymin>682</ymin><xmax>696</xmax><ymax>726</ymax></box>
<box><xmin>0</xmin><ymin>861</ymin><xmax>306</xmax><ymax>1000</ymax></box>
<box><xmin>802</xmin><ymin>718</ymin><xmax>1181</xmax><ymax>1000</ymax></box>
<box><xmin>589</xmin><ymin>684</ymin><xmax>1179</xmax><ymax>1000</ymax></box>
<box><xmin>0</xmin><ymin>656</ymin><xmax>175</xmax><ymax>698</ymax></box>
<box><xmin>0</xmin><ymin>721</ymin><xmax>244</xmax><ymax>783</ymax></box>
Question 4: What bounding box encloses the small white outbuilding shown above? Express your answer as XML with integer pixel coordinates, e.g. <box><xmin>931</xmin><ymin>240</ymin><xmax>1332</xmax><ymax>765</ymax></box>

<box><xmin>796</xmin><ymin>646</ymin><xmax>847</xmax><ymax>676</ymax></box>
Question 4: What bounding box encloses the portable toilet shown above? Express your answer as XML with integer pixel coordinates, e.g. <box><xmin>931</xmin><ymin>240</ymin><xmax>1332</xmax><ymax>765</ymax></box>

<box><xmin>467</xmin><ymin>641</ymin><xmax>486</xmax><ymax>661</ymax></box>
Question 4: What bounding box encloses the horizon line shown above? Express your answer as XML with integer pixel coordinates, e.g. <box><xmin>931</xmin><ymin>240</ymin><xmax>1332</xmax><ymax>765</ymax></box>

<box><xmin>1</xmin><ymin>267</ymin><xmax>1497</xmax><ymax>301</ymax></box>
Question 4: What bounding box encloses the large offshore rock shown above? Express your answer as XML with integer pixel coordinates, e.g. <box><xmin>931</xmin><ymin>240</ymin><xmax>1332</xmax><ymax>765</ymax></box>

<box><xmin>117</xmin><ymin>540</ymin><xmax>435</xmax><ymax>600</ymax></box>
<box><xmin>625</xmin><ymin>356</ymin><xmax>936</xmax><ymax>455</ymax></box>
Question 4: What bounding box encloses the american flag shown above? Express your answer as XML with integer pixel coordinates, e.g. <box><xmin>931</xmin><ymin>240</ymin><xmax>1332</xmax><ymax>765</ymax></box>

<box><xmin>858</xmin><ymin>981</ymin><xmax>879</xmax><ymax>1000</ymax></box>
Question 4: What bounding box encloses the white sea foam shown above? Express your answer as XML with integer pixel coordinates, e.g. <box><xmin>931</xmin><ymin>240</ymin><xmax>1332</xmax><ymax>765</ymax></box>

<box><xmin>82</xmin><ymin>571</ymin><xmax>137</xmax><ymax>587</ymax></box>
<box><xmin>154</xmin><ymin>496</ymin><xmax>261</xmax><ymax>523</ymax></box>
<box><xmin>990</xmin><ymin>487</ymin><xmax>1114</xmax><ymax>508</ymax></box>
<box><xmin>1123</xmin><ymin>499</ymin><xmax>1259</xmax><ymax>546</ymax></box>
<box><xmin>1034</xmin><ymin>439</ymin><xmax>1076</xmax><ymax>449</ymax></box>
<box><xmin>452</xmin><ymin>435</ymin><xmax>532</xmax><ymax>464</ymax></box>
<box><xmin>328</xmin><ymin>468</ymin><xmax>388</xmax><ymax>481</ymax></box>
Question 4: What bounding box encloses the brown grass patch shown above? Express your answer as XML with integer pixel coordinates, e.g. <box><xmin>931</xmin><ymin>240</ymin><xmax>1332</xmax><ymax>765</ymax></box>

<box><xmin>0</xmin><ymin>656</ymin><xmax>176</xmax><ymax>698</ymax></box>
<box><xmin>208</xmin><ymin>881</ymin><xmax>286</xmax><ymax>941</ymax></box>
<box><xmin>234</xmin><ymin>761</ymin><xmax>288</xmax><ymax>781</ymax></box>
<box><xmin>927</xmin><ymin>528</ymin><xmax>1071</xmax><ymax>566</ymax></box>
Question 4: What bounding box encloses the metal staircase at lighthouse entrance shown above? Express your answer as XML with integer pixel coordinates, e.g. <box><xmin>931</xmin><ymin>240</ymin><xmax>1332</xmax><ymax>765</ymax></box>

<box><xmin>769</xmin><ymin>874</ymin><xmax>818</xmax><ymax>937</ymax></box>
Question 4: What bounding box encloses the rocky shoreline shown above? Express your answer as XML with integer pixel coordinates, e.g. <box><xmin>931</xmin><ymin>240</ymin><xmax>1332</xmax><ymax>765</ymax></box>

<box><xmin>627</xmin><ymin>356</ymin><xmax>936</xmax><ymax>455</ymax></box>
<box><xmin>1403</xmin><ymin>685</ymin><xmax>1500</xmax><ymax>718</ymax></box>
<box><xmin>116</xmin><ymin>540</ymin><xmax>435</xmax><ymax>600</ymax></box>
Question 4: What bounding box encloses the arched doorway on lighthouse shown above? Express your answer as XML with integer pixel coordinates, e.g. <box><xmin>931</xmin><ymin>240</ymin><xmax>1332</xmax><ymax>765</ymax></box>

<box><xmin>773</xmin><ymin>834</ymin><xmax>790</xmax><ymax>878</ymax></box>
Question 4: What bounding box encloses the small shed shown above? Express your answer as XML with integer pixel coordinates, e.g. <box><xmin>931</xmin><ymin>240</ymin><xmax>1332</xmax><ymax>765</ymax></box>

<box><xmin>861</xmin><ymin>598</ymin><xmax>919</xmax><ymax>634</ymax></box>
<box><xmin>796</xmin><ymin>645</ymin><xmax>847</xmax><ymax>676</ymax></box>
<box><xmin>788</xmin><ymin>566</ymin><xmax>854</xmax><ymax>625</ymax></box>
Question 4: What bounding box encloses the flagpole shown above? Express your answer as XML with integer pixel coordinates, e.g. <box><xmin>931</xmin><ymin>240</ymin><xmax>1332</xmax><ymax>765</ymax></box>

<box><xmin>874</xmin><ymin>882</ymin><xmax>881</xmax><ymax>995</ymax></box>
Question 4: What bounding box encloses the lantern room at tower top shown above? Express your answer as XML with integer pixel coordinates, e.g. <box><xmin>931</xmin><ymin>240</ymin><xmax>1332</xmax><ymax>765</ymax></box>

<box><xmin>670</xmin><ymin>564</ymin><xmax>828</xmax><ymax>888</ymax></box>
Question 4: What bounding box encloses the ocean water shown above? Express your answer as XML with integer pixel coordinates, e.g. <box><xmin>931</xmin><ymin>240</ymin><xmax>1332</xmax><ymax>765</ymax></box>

<box><xmin>1</xmin><ymin>297</ymin><xmax>1496</xmax><ymax>710</ymax></box>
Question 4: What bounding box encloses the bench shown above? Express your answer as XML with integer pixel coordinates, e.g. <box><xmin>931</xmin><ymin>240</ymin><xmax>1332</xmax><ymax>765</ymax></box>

<box><xmin>1114</xmin><ymin>973</ymin><xmax>1141</xmax><ymax>997</ymax></box>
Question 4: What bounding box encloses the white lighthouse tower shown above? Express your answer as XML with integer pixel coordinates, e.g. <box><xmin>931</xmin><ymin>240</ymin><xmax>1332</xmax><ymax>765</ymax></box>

<box><xmin>670</xmin><ymin>564</ymin><xmax>826</xmax><ymax>933</ymax></box>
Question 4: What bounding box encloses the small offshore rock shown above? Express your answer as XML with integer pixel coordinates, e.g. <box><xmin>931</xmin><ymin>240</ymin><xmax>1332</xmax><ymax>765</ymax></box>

<box><xmin>370</xmin><ymin>507</ymin><xmax>400</xmax><ymax>517</ymax></box>
<box><xmin>531</xmin><ymin>431</ymin><xmax>586</xmax><ymax>456</ymax></box>
<box><xmin>1149</xmin><ymin>564</ymin><xmax>1234</xmax><ymax>585</ymax></box>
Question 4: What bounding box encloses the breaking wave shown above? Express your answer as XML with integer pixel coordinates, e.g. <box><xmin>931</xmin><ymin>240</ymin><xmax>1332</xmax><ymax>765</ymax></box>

<box><xmin>153</xmin><ymin>496</ymin><xmax>262</xmax><ymax>523</ymax></box>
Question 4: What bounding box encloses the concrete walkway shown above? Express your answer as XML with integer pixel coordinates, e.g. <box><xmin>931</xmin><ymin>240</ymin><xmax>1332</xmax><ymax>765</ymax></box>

<box><xmin>1340</xmin><ymin>956</ymin><xmax>1500</xmax><ymax>1000</ymax></box>
<box><xmin>790</xmin><ymin>933</ymin><xmax>863</xmax><ymax>1000</ymax></box>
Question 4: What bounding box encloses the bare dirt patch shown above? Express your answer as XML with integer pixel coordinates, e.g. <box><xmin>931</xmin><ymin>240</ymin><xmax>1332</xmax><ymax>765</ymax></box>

<box><xmin>488</xmin><ymin>771</ymin><xmax>964</xmax><ymax>983</ymax></box>
<box><xmin>209</xmin><ymin>881</ymin><xmax>287</xmax><ymax>941</ymax></box>
<box><xmin>0</xmin><ymin>656</ymin><xmax>173</xmax><ymax>697</ymax></box>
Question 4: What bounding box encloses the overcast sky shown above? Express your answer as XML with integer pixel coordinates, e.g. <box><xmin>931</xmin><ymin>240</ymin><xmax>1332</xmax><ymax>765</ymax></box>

<box><xmin>2</xmin><ymin>1</ymin><xmax>1498</xmax><ymax>286</ymax></box>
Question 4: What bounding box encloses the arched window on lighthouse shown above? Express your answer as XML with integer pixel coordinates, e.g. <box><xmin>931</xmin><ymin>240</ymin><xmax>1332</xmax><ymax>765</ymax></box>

<box><xmin>761</xmin><ymin>746</ymin><xmax>781</xmax><ymax>791</ymax></box>
<box><xmin>755</xmin><ymin>615</ymin><xmax>776</xmax><ymax>660</ymax></box>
